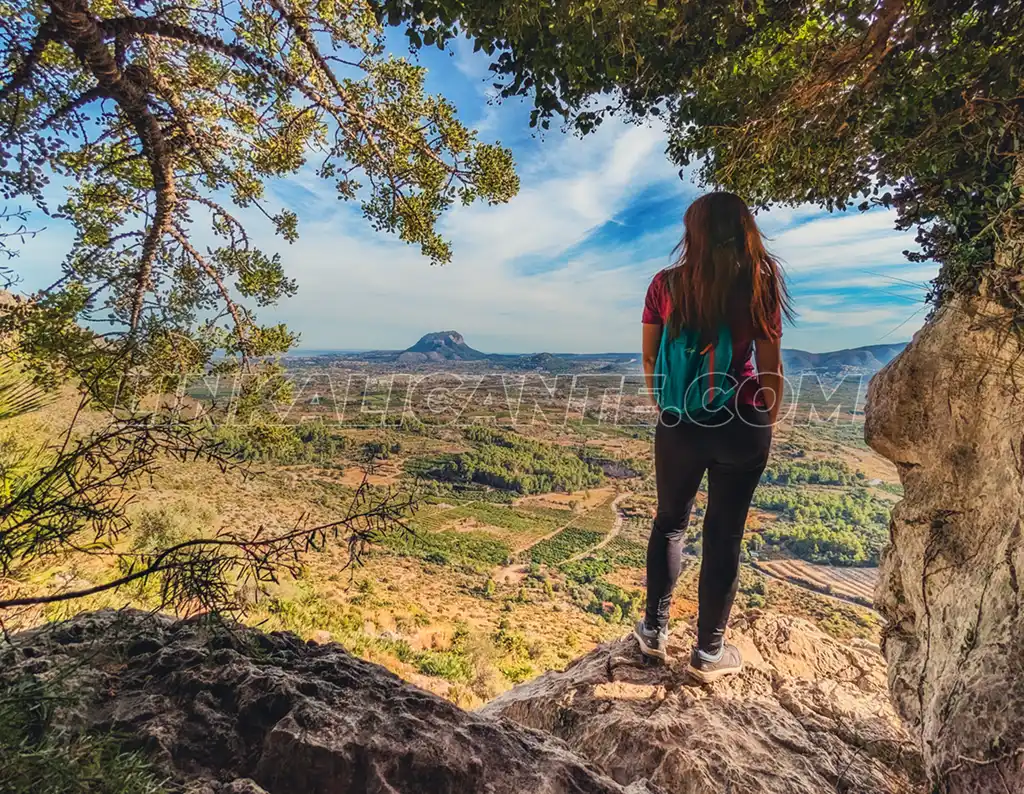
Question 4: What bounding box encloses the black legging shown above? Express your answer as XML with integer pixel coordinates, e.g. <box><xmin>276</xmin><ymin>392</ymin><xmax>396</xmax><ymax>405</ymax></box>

<box><xmin>645</xmin><ymin>406</ymin><xmax>772</xmax><ymax>653</ymax></box>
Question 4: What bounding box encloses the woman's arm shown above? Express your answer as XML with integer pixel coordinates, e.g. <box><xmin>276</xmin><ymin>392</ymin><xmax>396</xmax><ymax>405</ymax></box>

<box><xmin>642</xmin><ymin>323</ymin><xmax>662</xmax><ymax>407</ymax></box>
<box><xmin>755</xmin><ymin>336</ymin><xmax>784</xmax><ymax>425</ymax></box>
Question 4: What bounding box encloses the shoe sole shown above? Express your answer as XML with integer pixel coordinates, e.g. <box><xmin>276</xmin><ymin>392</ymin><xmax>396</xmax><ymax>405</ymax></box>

<box><xmin>686</xmin><ymin>661</ymin><xmax>742</xmax><ymax>684</ymax></box>
<box><xmin>633</xmin><ymin>626</ymin><xmax>667</xmax><ymax>662</ymax></box>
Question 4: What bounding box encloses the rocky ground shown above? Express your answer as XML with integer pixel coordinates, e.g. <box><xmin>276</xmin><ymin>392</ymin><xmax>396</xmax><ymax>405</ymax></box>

<box><xmin>486</xmin><ymin>611</ymin><xmax>924</xmax><ymax>794</ymax></box>
<box><xmin>1</xmin><ymin>608</ymin><xmax>925</xmax><ymax>793</ymax></box>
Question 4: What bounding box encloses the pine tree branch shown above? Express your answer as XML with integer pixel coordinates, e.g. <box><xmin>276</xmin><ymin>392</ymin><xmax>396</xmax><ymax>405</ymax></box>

<box><xmin>0</xmin><ymin>483</ymin><xmax>416</xmax><ymax>611</ymax></box>
<box><xmin>168</xmin><ymin>224</ymin><xmax>249</xmax><ymax>361</ymax></box>
<box><xmin>47</xmin><ymin>0</ymin><xmax>177</xmax><ymax>338</ymax></box>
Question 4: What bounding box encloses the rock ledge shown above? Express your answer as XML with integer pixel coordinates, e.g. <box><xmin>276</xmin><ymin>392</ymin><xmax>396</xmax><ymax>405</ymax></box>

<box><xmin>0</xmin><ymin>609</ymin><xmax>659</xmax><ymax>794</ymax></box>
<box><xmin>483</xmin><ymin>611</ymin><xmax>925</xmax><ymax>794</ymax></box>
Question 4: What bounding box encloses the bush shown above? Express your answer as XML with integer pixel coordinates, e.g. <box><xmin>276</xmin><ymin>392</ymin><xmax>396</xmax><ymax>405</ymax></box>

<box><xmin>559</xmin><ymin>557</ymin><xmax>641</xmax><ymax>624</ymax></box>
<box><xmin>497</xmin><ymin>659</ymin><xmax>535</xmax><ymax>683</ymax></box>
<box><xmin>415</xmin><ymin>650</ymin><xmax>474</xmax><ymax>682</ymax></box>
<box><xmin>131</xmin><ymin>508</ymin><xmax>194</xmax><ymax>553</ymax></box>
<box><xmin>212</xmin><ymin>420</ymin><xmax>340</xmax><ymax>465</ymax></box>
<box><xmin>491</xmin><ymin>619</ymin><xmax>537</xmax><ymax>683</ymax></box>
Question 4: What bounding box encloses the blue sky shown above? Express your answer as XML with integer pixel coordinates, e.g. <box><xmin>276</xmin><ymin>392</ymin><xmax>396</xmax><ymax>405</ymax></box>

<box><xmin>15</xmin><ymin>37</ymin><xmax>935</xmax><ymax>355</ymax></box>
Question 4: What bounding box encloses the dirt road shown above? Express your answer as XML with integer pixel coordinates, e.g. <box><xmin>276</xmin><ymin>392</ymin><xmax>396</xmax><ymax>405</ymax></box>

<box><xmin>563</xmin><ymin>492</ymin><xmax>630</xmax><ymax>564</ymax></box>
<box><xmin>491</xmin><ymin>491</ymin><xmax>629</xmax><ymax>583</ymax></box>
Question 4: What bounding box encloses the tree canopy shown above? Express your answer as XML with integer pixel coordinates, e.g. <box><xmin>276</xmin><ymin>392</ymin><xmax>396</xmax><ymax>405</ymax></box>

<box><xmin>0</xmin><ymin>0</ymin><xmax>517</xmax><ymax>620</ymax></box>
<box><xmin>385</xmin><ymin>0</ymin><xmax>1023</xmax><ymax>317</ymax></box>
<box><xmin>1</xmin><ymin>0</ymin><xmax>518</xmax><ymax>395</ymax></box>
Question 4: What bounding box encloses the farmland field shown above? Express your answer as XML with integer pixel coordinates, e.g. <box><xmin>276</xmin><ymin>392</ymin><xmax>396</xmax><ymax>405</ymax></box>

<box><xmin>530</xmin><ymin>528</ymin><xmax>605</xmax><ymax>565</ymax></box>
<box><xmin>756</xmin><ymin>559</ymin><xmax>878</xmax><ymax>605</ymax></box>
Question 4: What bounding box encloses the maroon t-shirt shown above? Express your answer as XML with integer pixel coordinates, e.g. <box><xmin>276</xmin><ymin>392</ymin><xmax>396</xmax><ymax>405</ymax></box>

<box><xmin>642</xmin><ymin>270</ymin><xmax>781</xmax><ymax>409</ymax></box>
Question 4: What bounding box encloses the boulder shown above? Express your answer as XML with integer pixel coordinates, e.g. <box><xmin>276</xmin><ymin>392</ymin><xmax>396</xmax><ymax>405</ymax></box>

<box><xmin>483</xmin><ymin>611</ymin><xmax>924</xmax><ymax>794</ymax></box>
<box><xmin>866</xmin><ymin>297</ymin><xmax>1024</xmax><ymax>792</ymax></box>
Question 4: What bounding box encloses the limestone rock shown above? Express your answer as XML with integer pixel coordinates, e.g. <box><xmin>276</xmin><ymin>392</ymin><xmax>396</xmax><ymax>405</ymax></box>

<box><xmin>0</xmin><ymin>609</ymin><xmax>660</xmax><ymax>794</ymax></box>
<box><xmin>866</xmin><ymin>298</ymin><xmax>1024</xmax><ymax>792</ymax></box>
<box><xmin>482</xmin><ymin>611</ymin><xmax>924</xmax><ymax>794</ymax></box>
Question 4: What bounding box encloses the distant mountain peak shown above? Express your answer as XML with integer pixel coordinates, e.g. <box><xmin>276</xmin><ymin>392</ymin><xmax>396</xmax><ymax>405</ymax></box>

<box><xmin>412</xmin><ymin>330</ymin><xmax>466</xmax><ymax>348</ymax></box>
<box><xmin>401</xmin><ymin>330</ymin><xmax>487</xmax><ymax>362</ymax></box>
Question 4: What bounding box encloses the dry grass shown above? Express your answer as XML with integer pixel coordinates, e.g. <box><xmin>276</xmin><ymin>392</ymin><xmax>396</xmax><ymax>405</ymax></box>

<box><xmin>515</xmin><ymin>485</ymin><xmax>615</xmax><ymax>511</ymax></box>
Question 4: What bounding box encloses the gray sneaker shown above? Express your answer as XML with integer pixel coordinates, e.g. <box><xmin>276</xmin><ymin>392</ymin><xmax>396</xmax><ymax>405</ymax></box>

<box><xmin>687</xmin><ymin>643</ymin><xmax>743</xmax><ymax>684</ymax></box>
<box><xmin>633</xmin><ymin>620</ymin><xmax>669</xmax><ymax>661</ymax></box>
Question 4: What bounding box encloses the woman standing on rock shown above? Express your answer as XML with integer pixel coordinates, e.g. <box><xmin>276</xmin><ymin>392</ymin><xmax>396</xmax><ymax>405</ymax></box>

<box><xmin>635</xmin><ymin>191</ymin><xmax>791</xmax><ymax>682</ymax></box>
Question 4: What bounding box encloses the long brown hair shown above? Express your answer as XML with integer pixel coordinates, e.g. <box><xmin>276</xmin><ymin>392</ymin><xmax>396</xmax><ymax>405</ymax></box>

<box><xmin>666</xmin><ymin>192</ymin><xmax>792</xmax><ymax>340</ymax></box>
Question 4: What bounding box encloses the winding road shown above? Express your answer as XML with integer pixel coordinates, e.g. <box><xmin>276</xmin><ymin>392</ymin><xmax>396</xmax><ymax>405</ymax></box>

<box><xmin>563</xmin><ymin>492</ymin><xmax>630</xmax><ymax>564</ymax></box>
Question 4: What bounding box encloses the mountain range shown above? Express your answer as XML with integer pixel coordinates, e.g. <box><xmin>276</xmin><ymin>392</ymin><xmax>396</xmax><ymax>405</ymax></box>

<box><xmin>295</xmin><ymin>331</ymin><xmax>907</xmax><ymax>377</ymax></box>
<box><xmin>781</xmin><ymin>344</ymin><xmax>906</xmax><ymax>375</ymax></box>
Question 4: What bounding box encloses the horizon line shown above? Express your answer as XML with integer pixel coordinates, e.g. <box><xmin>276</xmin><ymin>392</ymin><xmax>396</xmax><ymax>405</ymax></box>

<box><xmin>285</xmin><ymin>340</ymin><xmax>910</xmax><ymax>358</ymax></box>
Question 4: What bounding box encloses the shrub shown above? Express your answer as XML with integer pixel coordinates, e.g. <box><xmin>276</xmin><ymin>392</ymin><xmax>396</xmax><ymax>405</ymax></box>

<box><xmin>559</xmin><ymin>557</ymin><xmax>641</xmax><ymax>624</ymax></box>
<box><xmin>415</xmin><ymin>650</ymin><xmax>473</xmax><ymax>682</ymax></box>
<box><xmin>0</xmin><ymin>677</ymin><xmax>168</xmax><ymax>794</ymax></box>
<box><xmin>212</xmin><ymin>420</ymin><xmax>343</xmax><ymax>465</ymax></box>
<box><xmin>497</xmin><ymin>659</ymin><xmax>535</xmax><ymax>684</ymax></box>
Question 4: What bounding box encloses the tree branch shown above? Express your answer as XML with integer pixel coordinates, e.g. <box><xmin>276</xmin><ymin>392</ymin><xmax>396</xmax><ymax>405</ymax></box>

<box><xmin>0</xmin><ymin>482</ymin><xmax>416</xmax><ymax>611</ymax></box>
<box><xmin>0</xmin><ymin>18</ymin><xmax>56</xmax><ymax>104</ymax></box>
<box><xmin>143</xmin><ymin>37</ymin><xmax>218</xmax><ymax>178</ymax></box>
<box><xmin>40</xmin><ymin>85</ymin><xmax>105</xmax><ymax>128</ymax></box>
<box><xmin>168</xmin><ymin>224</ymin><xmax>249</xmax><ymax>360</ymax></box>
<box><xmin>0</xmin><ymin>562</ymin><xmax>179</xmax><ymax>608</ymax></box>
<box><xmin>47</xmin><ymin>0</ymin><xmax>177</xmax><ymax>337</ymax></box>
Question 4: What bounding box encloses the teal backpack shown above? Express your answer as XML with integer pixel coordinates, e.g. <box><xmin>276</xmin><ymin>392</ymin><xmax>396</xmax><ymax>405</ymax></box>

<box><xmin>654</xmin><ymin>324</ymin><xmax>736</xmax><ymax>421</ymax></box>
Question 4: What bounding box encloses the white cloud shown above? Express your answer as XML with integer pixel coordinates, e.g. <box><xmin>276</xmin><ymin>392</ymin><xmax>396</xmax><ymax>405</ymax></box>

<box><xmin>770</xmin><ymin>210</ymin><xmax>914</xmax><ymax>274</ymax></box>
<box><xmin>250</xmin><ymin>123</ymin><xmax>934</xmax><ymax>353</ymax></box>
<box><xmin>8</xmin><ymin>88</ymin><xmax>930</xmax><ymax>355</ymax></box>
<box><xmin>255</xmin><ymin>118</ymin><xmax>679</xmax><ymax>353</ymax></box>
<box><xmin>444</xmin><ymin>122</ymin><xmax>669</xmax><ymax>266</ymax></box>
<box><xmin>810</xmin><ymin>265</ymin><xmax>936</xmax><ymax>290</ymax></box>
<box><xmin>798</xmin><ymin>305</ymin><xmax>910</xmax><ymax>327</ymax></box>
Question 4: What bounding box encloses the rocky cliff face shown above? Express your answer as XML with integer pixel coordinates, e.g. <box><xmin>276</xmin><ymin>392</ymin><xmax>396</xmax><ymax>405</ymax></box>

<box><xmin>1</xmin><ymin>609</ymin><xmax>659</xmax><ymax>794</ymax></box>
<box><xmin>483</xmin><ymin>611</ymin><xmax>923</xmax><ymax>794</ymax></box>
<box><xmin>1</xmin><ymin>609</ymin><xmax>923</xmax><ymax>793</ymax></box>
<box><xmin>866</xmin><ymin>297</ymin><xmax>1024</xmax><ymax>792</ymax></box>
